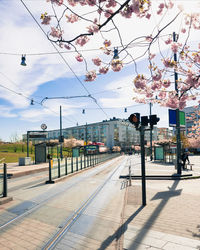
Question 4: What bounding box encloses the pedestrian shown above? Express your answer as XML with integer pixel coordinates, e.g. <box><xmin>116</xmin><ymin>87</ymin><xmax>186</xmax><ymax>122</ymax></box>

<box><xmin>181</xmin><ymin>151</ymin><xmax>190</xmax><ymax>169</ymax></box>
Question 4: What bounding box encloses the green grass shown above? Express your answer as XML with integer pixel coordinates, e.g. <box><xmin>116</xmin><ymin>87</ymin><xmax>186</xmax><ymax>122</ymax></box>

<box><xmin>0</xmin><ymin>143</ymin><xmax>81</xmax><ymax>163</ymax></box>
<box><xmin>0</xmin><ymin>152</ymin><xmax>34</xmax><ymax>163</ymax></box>
<box><xmin>0</xmin><ymin>143</ymin><xmax>34</xmax><ymax>153</ymax></box>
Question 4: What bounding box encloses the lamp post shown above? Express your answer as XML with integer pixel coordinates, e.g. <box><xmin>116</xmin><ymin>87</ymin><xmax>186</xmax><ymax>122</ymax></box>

<box><xmin>173</xmin><ymin>31</ymin><xmax>182</xmax><ymax>175</ymax></box>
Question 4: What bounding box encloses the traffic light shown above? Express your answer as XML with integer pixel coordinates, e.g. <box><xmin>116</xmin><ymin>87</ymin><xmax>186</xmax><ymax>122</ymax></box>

<box><xmin>149</xmin><ymin>115</ymin><xmax>160</xmax><ymax>127</ymax></box>
<box><xmin>128</xmin><ymin>113</ymin><xmax>140</xmax><ymax>128</ymax></box>
<box><xmin>141</xmin><ymin>116</ymin><xmax>149</xmax><ymax>126</ymax></box>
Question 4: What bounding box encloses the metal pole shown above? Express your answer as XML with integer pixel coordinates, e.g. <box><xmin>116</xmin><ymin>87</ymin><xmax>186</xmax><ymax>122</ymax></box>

<box><xmin>48</xmin><ymin>159</ymin><xmax>52</xmax><ymax>183</ymax></box>
<box><xmin>27</xmin><ymin>131</ymin><xmax>29</xmax><ymax>157</ymax></box>
<box><xmin>173</xmin><ymin>32</ymin><xmax>182</xmax><ymax>175</ymax></box>
<box><xmin>3</xmin><ymin>163</ymin><xmax>7</xmax><ymax>197</ymax></box>
<box><xmin>85</xmin><ymin>123</ymin><xmax>88</xmax><ymax>145</ymax></box>
<box><xmin>60</xmin><ymin>105</ymin><xmax>63</xmax><ymax>159</ymax></box>
<box><xmin>150</xmin><ymin>103</ymin><xmax>153</xmax><ymax>161</ymax></box>
<box><xmin>140</xmin><ymin>126</ymin><xmax>146</xmax><ymax>206</ymax></box>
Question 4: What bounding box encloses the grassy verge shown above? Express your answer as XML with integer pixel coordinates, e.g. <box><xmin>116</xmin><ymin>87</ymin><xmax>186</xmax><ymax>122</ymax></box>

<box><xmin>0</xmin><ymin>152</ymin><xmax>34</xmax><ymax>163</ymax></box>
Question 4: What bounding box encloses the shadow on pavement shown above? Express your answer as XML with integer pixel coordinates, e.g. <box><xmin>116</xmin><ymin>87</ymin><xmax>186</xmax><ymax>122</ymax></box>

<box><xmin>98</xmin><ymin>206</ymin><xmax>144</xmax><ymax>250</ymax></box>
<box><xmin>99</xmin><ymin>180</ymin><xmax>182</xmax><ymax>250</ymax></box>
<box><xmin>128</xmin><ymin>180</ymin><xmax>181</xmax><ymax>249</ymax></box>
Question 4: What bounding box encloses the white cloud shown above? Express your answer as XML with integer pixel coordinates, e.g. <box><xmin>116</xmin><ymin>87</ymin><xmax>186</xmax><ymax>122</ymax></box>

<box><xmin>0</xmin><ymin>105</ymin><xmax>18</xmax><ymax>118</ymax></box>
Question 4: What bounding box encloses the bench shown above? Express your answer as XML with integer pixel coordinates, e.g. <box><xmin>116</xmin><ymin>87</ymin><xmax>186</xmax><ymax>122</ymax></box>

<box><xmin>185</xmin><ymin>163</ymin><xmax>194</xmax><ymax>171</ymax></box>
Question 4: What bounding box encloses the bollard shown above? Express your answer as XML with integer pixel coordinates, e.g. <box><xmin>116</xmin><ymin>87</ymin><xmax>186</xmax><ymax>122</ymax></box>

<box><xmin>65</xmin><ymin>157</ymin><xmax>68</xmax><ymax>175</ymax></box>
<box><xmin>3</xmin><ymin>163</ymin><xmax>7</xmax><ymax>197</ymax></box>
<box><xmin>71</xmin><ymin>157</ymin><xmax>73</xmax><ymax>173</ymax></box>
<box><xmin>58</xmin><ymin>158</ymin><xmax>61</xmax><ymax>178</ymax></box>
<box><xmin>80</xmin><ymin>155</ymin><xmax>82</xmax><ymax>170</ymax></box>
<box><xmin>76</xmin><ymin>157</ymin><xmax>78</xmax><ymax>171</ymax></box>
<box><xmin>48</xmin><ymin>159</ymin><xmax>53</xmax><ymax>183</ymax></box>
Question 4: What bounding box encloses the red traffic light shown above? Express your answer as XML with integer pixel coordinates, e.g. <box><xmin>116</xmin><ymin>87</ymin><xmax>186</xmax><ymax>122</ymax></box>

<box><xmin>128</xmin><ymin>113</ymin><xmax>140</xmax><ymax>128</ymax></box>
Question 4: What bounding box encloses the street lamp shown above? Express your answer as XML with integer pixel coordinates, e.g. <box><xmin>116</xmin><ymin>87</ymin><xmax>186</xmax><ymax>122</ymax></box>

<box><xmin>41</xmin><ymin>94</ymin><xmax>97</xmax><ymax>158</ymax></box>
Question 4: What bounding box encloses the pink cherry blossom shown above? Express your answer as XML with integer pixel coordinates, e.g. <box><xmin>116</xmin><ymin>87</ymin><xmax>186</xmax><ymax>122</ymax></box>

<box><xmin>106</xmin><ymin>0</ymin><xmax>117</xmax><ymax>8</ymax></box>
<box><xmin>50</xmin><ymin>27</ymin><xmax>63</xmax><ymax>38</ymax></box>
<box><xmin>92</xmin><ymin>57</ymin><xmax>101</xmax><ymax>66</ymax></box>
<box><xmin>157</xmin><ymin>3</ymin><xmax>165</xmax><ymax>15</ymax></box>
<box><xmin>41</xmin><ymin>16</ymin><xmax>51</xmax><ymax>25</ymax></box>
<box><xmin>165</xmin><ymin>38</ymin><xmax>172</xmax><ymax>45</ymax></box>
<box><xmin>86</xmin><ymin>0</ymin><xmax>96</xmax><ymax>6</ymax></box>
<box><xmin>47</xmin><ymin>0</ymin><xmax>63</xmax><ymax>6</ymax></box>
<box><xmin>103</xmin><ymin>40</ymin><xmax>111</xmax><ymax>47</ymax></box>
<box><xmin>152</xmin><ymin>70</ymin><xmax>162</xmax><ymax>81</ymax></box>
<box><xmin>85</xmin><ymin>70</ymin><xmax>97</xmax><ymax>82</ymax></box>
<box><xmin>76</xmin><ymin>36</ymin><xmax>89</xmax><ymax>46</ymax></box>
<box><xmin>181</xmin><ymin>28</ymin><xmax>186</xmax><ymax>33</ymax></box>
<box><xmin>133</xmin><ymin>75</ymin><xmax>147</xmax><ymax>90</ymax></box>
<box><xmin>87</xmin><ymin>24</ymin><xmax>99</xmax><ymax>33</ymax></box>
<box><xmin>171</xmin><ymin>42</ymin><xmax>179</xmax><ymax>53</ymax></box>
<box><xmin>163</xmin><ymin>58</ymin><xmax>176</xmax><ymax>68</ymax></box>
<box><xmin>75</xmin><ymin>54</ymin><xmax>83</xmax><ymax>62</ymax></box>
<box><xmin>146</xmin><ymin>13</ymin><xmax>151</xmax><ymax>19</ymax></box>
<box><xmin>66</xmin><ymin>14</ymin><xmax>79</xmax><ymax>23</ymax></box>
<box><xmin>162</xmin><ymin>80</ymin><xmax>171</xmax><ymax>88</ymax></box>
<box><xmin>64</xmin><ymin>44</ymin><xmax>71</xmax><ymax>50</ymax></box>
<box><xmin>111</xmin><ymin>60</ymin><xmax>123</xmax><ymax>72</ymax></box>
<box><xmin>158</xmin><ymin>91</ymin><xmax>166</xmax><ymax>99</ymax></box>
<box><xmin>149</xmin><ymin>53</ymin><xmax>155</xmax><ymax>60</ymax></box>
<box><xmin>99</xmin><ymin>67</ymin><xmax>109</xmax><ymax>74</ymax></box>
<box><xmin>151</xmin><ymin>81</ymin><xmax>161</xmax><ymax>90</ymax></box>
<box><xmin>105</xmin><ymin>9</ymin><xmax>113</xmax><ymax>18</ymax></box>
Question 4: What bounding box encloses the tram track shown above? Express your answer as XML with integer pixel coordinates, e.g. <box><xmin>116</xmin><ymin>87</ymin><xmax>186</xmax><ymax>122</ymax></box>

<box><xmin>0</xmin><ymin>156</ymin><xmax>124</xmax><ymax>232</ymax></box>
<box><xmin>42</xmin><ymin>158</ymin><xmax>127</xmax><ymax>250</ymax></box>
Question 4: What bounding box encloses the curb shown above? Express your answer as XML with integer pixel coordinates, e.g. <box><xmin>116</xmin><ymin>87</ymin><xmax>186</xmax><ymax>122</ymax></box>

<box><xmin>119</xmin><ymin>174</ymin><xmax>200</xmax><ymax>180</ymax></box>
<box><xmin>0</xmin><ymin>196</ymin><xmax>13</xmax><ymax>205</ymax></box>
<box><xmin>7</xmin><ymin>167</ymin><xmax>48</xmax><ymax>178</ymax></box>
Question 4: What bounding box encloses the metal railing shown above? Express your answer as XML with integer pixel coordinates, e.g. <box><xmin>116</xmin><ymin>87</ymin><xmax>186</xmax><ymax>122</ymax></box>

<box><xmin>47</xmin><ymin>153</ymin><xmax>121</xmax><ymax>183</ymax></box>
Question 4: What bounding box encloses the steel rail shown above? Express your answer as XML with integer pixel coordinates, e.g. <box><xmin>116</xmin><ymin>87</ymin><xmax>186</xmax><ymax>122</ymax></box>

<box><xmin>42</xmin><ymin>158</ymin><xmax>127</xmax><ymax>250</ymax></box>
<box><xmin>0</xmin><ymin>157</ymin><xmax>121</xmax><ymax>230</ymax></box>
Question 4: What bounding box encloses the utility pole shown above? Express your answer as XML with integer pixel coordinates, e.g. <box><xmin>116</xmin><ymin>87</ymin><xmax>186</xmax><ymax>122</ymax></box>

<box><xmin>173</xmin><ymin>31</ymin><xmax>182</xmax><ymax>175</ymax></box>
<box><xmin>150</xmin><ymin>102</ymin><xmax>153</xmax><ymax>161</ymax></box>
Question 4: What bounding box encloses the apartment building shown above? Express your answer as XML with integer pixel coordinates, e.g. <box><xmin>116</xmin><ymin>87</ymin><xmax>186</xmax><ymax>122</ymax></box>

<box><xmin>47</xmin><ymin>117</ymin><xmax>158</xmax><ymax>149</ymax></box>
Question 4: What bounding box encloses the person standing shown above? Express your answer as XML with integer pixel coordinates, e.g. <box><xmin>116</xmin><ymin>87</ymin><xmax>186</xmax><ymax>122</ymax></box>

<box><xmin>181</xmin><ymin>151</ymin><xmax>190</xmax><ymax>169</ymax></box>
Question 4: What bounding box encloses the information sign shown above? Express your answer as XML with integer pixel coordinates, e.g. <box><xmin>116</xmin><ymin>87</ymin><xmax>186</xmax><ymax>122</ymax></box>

<box><xmin>169</xmin><ymin>109</ymin><xmax>185</xmax><ymax>127</ymax></box>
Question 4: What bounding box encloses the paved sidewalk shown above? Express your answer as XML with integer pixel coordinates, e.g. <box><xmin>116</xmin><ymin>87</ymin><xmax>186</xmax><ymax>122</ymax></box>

<box><xmin>1</xmin><ymin>155</ymin><xmax>200</xmax><ymax>249</ymax></box>
<box><xmin>122</xmin><ymin>155</ymin><xmax>200</xmax><ymax>250</ymax></box>
<box><xmin>6</xmin><ymin>162</ymin><xmax>49</xmax><ymax>178</ymax></box>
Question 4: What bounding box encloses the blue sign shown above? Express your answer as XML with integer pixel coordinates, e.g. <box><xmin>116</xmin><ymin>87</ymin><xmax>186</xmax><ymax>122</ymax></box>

<box><xmin>169</xmin><ymin>109</ymin><xmax>185</xmax><ymax>127</ymax></box>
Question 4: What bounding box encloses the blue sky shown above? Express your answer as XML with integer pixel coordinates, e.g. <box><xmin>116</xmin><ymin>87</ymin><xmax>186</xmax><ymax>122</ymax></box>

<box><xmin>0</xmin><ymin>0</ymin><xmax>200</xmax><ymax>141</ymax></box>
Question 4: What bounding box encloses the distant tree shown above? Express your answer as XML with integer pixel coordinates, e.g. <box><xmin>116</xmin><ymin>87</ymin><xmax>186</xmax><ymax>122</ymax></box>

<box><xmin>9</xmin><ymin>133</ymin><xmax>21</xmax><ymax>143</ymax></box>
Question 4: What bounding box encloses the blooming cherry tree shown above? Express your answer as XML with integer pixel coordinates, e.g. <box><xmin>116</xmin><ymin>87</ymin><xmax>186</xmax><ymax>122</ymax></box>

<box><xmin>41</xmin><ymin>0</ymin><xmax>200</xmax><ymax>109</ymax></box>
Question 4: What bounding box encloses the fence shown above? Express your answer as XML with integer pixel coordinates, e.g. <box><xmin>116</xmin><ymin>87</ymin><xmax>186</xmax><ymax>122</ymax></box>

<box><xmin>47</xmin><ymin>152</ymin><xmax>121</xmax><ymax>183</ymax></box>
<box><xmin>0</xmin><ymin>159</ymin><xmax>7</xmax><ymax>197</ymax></box>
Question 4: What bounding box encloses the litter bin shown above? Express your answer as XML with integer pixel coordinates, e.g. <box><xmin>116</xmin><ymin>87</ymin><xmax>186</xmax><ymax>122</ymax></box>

<box><xmin>19</xmin><ymin>157</ymin><xmax>32</xmax><ymax>166</ymax></box>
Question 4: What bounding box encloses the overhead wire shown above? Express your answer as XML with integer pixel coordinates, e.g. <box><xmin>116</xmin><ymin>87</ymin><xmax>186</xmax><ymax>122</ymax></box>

<box><xmin>0</xmin><ymin>81</ymin><xmax>77</xmax><ymax>124</ymax></box>
<box><xmin>20</xmin><ymin>0</ymin><xmax>109</xmax><ymax>118</ymax></box>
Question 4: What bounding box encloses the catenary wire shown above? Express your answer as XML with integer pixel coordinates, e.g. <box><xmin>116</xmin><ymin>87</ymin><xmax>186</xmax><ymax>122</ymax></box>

<box><xmin>20</xmin><ymin>0</ymin><xmax>109</xmax><ymax>119</ymax></box>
